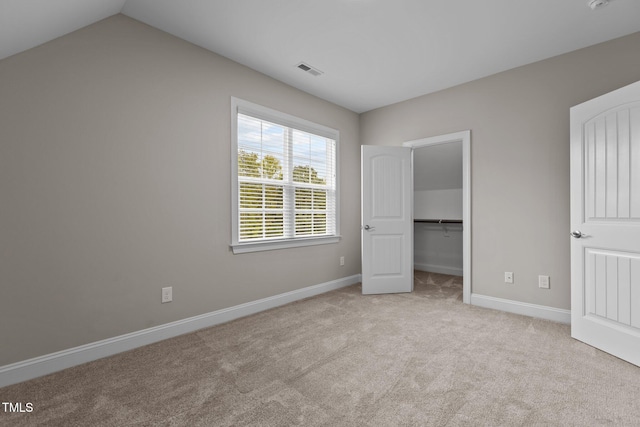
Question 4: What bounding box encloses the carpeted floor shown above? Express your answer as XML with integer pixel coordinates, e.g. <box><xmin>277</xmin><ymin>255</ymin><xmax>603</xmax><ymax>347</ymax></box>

<box><xmin>1</xmin><ymin>271</ymin><xmax>640</xmax><ymax>426</ymax></box>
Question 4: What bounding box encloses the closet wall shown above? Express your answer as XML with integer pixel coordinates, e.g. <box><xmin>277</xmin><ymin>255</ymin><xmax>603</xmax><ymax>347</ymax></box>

<box><xmin>414</xmin><ymin>143</ymin><xmax>463</xmax><ymax>276</ymax></box>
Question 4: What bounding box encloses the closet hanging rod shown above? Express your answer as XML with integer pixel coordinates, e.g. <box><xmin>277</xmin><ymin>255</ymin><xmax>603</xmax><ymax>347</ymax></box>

<box><xmin>414</xmin><ymin>219</ymin><xmax>463</xmax><ymax>224</ymax></box>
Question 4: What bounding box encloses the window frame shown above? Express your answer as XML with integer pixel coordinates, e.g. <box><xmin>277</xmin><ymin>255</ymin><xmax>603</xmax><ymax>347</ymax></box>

<box><xmin>230</xmin><ymin>97</ymin><xmax>340</xmax><ymax>254</ymax></box>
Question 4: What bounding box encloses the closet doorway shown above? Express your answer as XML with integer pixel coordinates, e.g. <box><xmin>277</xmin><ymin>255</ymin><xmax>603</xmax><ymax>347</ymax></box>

<box><xmin>403</xmin><ymin>131</ymin><xmax>471</xmax><ymax>303</ymax></box>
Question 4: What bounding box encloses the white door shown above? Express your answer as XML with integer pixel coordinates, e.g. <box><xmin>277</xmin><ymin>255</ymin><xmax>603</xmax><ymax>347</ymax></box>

<box><xmin>361</xmin><ymin>145</ymin><xmax>413</xmax><ymax>294</ymax></box>
<box><xmin>570</xmin><ymin>80</ymin><xmax>640</xmax><ymax>367</ymax></box>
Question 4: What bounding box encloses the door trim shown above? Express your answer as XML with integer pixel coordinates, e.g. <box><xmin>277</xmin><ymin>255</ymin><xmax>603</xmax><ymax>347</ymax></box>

<box><xmin>404</xmin><ymin>130</ymin><xmax>471</xmax><ymax>304</ymax></box>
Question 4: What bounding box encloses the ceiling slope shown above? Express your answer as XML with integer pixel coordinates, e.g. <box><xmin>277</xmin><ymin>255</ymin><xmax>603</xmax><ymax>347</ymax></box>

<box><xmin>121</xmin><ymin>0</ymin><xmax>640</xmax><ymax>112</ymax></box>
<box><xmin>2</xmin><ymin>0</ymin><xmax>639</xmax><ymax>112</ymax></box>
<box><xmin>0</xmin><ymin>0</ymin><xmax>126</xmax><ymax>60</ymax></box>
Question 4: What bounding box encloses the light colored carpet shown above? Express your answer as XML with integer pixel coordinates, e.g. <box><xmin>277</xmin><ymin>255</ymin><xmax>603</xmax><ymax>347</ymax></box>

<box><xmin>2</xmin><ymin>271</ymin><xmax>640</xmax><ymax>426</ymax></box>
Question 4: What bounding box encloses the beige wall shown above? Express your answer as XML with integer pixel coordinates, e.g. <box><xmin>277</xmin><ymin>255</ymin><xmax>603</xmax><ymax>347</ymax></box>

<box><xmin>361</xmin><ymin>31</ymin><xmax>640</xmax><ymax>310</ymax></box>
<box><xmin>2</xmin><ymin>12</ymin><xmax>639</xmax><ymax>368</ymax></box>
<box><xmin>0</xmin><ymin>15</ymin><xmax>361</xmax><ymax>366</ymax></box>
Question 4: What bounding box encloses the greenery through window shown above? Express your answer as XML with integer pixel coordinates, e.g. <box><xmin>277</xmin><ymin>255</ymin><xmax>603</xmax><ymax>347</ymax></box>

<box><xmin>234</xmin><ymin>104</ymin><xmax>337</xmax><ymax>247</ymax></box>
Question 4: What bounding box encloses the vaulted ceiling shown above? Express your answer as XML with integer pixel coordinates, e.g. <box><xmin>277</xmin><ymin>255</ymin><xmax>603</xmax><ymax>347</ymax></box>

<box><xmin>2</xmin><ymin>0</ymin><xmax>639</xmax><ymax>112</ymax></box>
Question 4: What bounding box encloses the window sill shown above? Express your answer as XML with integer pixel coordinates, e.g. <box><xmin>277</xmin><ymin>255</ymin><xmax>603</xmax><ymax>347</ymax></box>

<box><xmin>231</xmin><ymin>236</ymin><xmax>341</xmax><ymax>254</ymax></box>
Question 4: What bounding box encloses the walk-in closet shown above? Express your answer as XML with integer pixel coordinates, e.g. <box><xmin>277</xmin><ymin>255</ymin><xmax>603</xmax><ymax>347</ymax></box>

<box><xmin>413</xmin><ymin>141</ymin><xmax>463</xmax><ymax>276</ymax></box>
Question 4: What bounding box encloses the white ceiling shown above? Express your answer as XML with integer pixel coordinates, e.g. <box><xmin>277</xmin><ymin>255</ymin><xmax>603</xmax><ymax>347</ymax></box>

<box><xmin>0</xmin><ymin>0</ymin><xmax>127</xmax><ymax>60</ymax></box>
<box><xmin>2</xmin><ymin>0</ymin><xmax>640</xmax><ymax>113</ymax></box>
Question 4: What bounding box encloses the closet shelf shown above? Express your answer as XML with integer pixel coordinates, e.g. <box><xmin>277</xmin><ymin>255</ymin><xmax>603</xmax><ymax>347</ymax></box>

<box><xmin>414</xmin><ymin>219</ymin><xmax>463</xmax><ymax>224</ymax></box>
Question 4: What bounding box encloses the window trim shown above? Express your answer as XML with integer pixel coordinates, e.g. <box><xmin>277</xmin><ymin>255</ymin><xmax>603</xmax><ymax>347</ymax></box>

<box><xmin>230</xmin><ymin>97</ymin><xmax>340</xmax><ymax>254</ymax></box>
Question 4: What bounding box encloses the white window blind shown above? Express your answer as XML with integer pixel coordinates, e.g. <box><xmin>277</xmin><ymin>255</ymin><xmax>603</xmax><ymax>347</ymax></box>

<box><xmin>231</xmin><ymin>99</ymin><xmax>339</xmax><ymax>253</ymax></box>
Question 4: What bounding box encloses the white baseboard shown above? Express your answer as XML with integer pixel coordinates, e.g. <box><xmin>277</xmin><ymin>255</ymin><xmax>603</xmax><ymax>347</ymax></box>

<box><xmin>470</xmin><ymin>293</ymin><xmax>571</xmax><ymax>324</ymax></box>
<box><xmin>414</xmin><ymin>263</ymin><xmax>463</xmax><ymax>277</ymax></box>
<box><xmin>0</xmin><ymin>274</ymin><xmax>361</xmax><ymax>388</ymax></box>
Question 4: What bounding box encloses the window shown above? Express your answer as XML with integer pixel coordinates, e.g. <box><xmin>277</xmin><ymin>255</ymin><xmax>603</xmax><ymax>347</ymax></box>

<box><xmin>231</xmin><ymin>98</ymin><xmax>339</xmax><ymax>253</ymax></box>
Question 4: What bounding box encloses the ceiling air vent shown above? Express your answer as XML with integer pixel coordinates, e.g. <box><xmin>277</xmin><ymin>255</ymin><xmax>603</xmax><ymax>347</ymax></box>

<box><xmin>588</xmin><ymin>0</ymin><xmax>609</xmax><ymax>10</ymax></box>
<box><xmin>297</xmin><ymin>62</ymin><xmax>323</xmax><ymax>77</ymax></box>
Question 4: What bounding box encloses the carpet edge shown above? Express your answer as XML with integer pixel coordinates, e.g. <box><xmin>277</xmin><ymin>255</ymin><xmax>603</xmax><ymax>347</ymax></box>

<box><xmin>0</xmin><ymin>274</ymin><xmax>362</xmax><ymax>388</ymax></box>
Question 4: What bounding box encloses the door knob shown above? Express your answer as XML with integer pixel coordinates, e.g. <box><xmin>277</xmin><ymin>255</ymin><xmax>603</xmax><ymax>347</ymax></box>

<box><xmin>364</xmin><ymin>225</ymin><xmax>375</xmax><ymax>231</ymax></box>
<box><xmin>570</xmin><ymin>230</ymin><xmax>583</xmax><ymax>238</ymax></box>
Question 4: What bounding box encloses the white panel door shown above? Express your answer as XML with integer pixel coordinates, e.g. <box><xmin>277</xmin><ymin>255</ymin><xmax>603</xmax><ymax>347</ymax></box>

<box><xmin>361</xmin><ymin>145</ymin><xmax>413</xmax><ymax>294</ymax></box>
<box><xmin>570</xmin><ymin>80</ymin><xmax>640</xmax><ymax>366</ymax></box>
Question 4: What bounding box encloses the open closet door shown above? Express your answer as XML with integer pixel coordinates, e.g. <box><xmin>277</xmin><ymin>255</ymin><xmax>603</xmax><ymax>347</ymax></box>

<box><xmin>570</xmin><ymin>80</ymin><xmax>640</xmax><ymax>367</ymax></box>
<box><xmin>361</xmin><ymin>145</ymin><xmax>413</xmax><ymax>294</ymax></box>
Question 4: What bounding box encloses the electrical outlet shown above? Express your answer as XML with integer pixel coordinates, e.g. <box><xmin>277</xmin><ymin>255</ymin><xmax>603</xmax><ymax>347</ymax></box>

<box><xmin>162</xmin><ymin>286</ymin><xmax>172</xmax><ymax>303</ymax></box>
<box><xmin>539</xmin><ymin>275</ymin><xmax>550</xmax><ymax>289</ymax></box>
<box><xmin>340</xmin><ymin>256</ymin><xmax>345</xmax><ymax>266</ymax></box>
<box><xmin>504</xmin><ymin>272</ymin><xmax>514</xmax><ymax>284</ymax></box>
